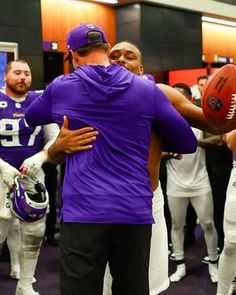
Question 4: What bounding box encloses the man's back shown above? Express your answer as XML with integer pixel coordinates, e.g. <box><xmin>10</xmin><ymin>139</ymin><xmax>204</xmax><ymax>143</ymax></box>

<box><xmin>26</xmin><ymin>64</ymin><xmax>196</xmax><ymax>224</ymax></box>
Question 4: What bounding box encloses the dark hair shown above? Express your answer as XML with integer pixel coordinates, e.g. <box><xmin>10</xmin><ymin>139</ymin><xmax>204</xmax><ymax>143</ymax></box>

<box><xmin>5</xmin><ymin>59</ymin><xmax>29</xmax><ymax>74</ymax></box>
<box><xmin>173</xmin><ymin>83</ymin><xmax>192</xmax><ymax>98</ymax></box>
<box><xmin>197</xmin><ymin>75</ymin><xmax>208</xmax><ymax>82</ymax></box>
<box><xmin>73</xmin><ymin>31</ymin><xmax>109</xmax><ymax>57</ymax></box>
<box><xmin>74</xmin><ymin>42</ymin><xmax>109</xmax><ymax>57</ymax></box>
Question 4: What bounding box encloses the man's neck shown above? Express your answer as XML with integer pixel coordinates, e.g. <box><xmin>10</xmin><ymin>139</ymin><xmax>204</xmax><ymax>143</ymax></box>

<box><xmin>76</xmin><ymin>50</ymin><xmax>110</xmax><ymax>68</ymax></box>
<box><xmin>5</xmin><ymin>88</ymin><xmax>27</xmax><ymax>100</ymax></box>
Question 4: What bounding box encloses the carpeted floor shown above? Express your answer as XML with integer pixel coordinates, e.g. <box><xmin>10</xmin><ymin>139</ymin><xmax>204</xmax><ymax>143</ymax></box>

<box><xmin>0</xmin><ymin>244</ymin><xmax>59</xmax><ymax>295</ymax></box>
<box><xmin>0</xmin><ymin>226</ymin><xmax>217</xmax><ymax>295</ymax></box>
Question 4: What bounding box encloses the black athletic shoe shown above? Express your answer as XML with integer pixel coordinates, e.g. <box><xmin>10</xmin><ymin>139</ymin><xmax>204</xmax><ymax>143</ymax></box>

<box><xmin>202</xmin><ymin>248</ymin><xmax>220</xmax><ymax>264</ymax></box>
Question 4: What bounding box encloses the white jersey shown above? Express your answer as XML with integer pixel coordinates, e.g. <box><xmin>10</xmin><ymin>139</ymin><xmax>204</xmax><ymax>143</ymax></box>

<box><xmin>166</xmin><ymin>128</ymin><xmax>211</xmax><ymax>197</ymax></box>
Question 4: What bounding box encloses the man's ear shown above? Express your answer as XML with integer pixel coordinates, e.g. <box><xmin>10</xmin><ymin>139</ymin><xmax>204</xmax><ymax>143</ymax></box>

<box><xmin>70</xmin><ymin>50</ymin><xmax>76</xmax><ymax>60</ymax></box>
<box><xmin>106</xmin><ymin>43</ymin><xmax>111</xmax><ymax>56</ymax></box>
<box><xmin>139</xmin><ymin>64</ymin><xmax>144</xmax><ymax>76</ymax></box>
<box><xmin>71</xmin><ymin>50</ymin><xmax>81</xmax><ymax>65</ymax></box>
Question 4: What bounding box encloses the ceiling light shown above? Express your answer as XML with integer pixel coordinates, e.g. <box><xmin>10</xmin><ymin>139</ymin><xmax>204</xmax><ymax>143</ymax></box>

<box><xmin>202</xmin><ymin>16</ymin><xmax>236</xmax><ymax>27</ymax></box>
<box><xmin>92</xmin><ymin>0</ymin><xmax>118</xmax><ymax>3</ymax></box>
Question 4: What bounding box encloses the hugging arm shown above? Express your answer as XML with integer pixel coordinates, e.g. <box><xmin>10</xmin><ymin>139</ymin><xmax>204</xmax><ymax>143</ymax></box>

<box><xmin>48</xmin><ymin>116</ymin><xmax>99</xmax><ymax>164</ymax></box>
<box><xmin>153</xmin><ymin>85</ymin><xmax>197</xmax><ymax>154</ymax></box>
<box><xmin>158</xmin><ymin>83</ymin><xmax>236</xmax><ymax>134</ymax></box>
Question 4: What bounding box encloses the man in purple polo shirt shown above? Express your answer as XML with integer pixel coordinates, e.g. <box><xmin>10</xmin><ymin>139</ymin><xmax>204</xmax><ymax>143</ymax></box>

<box><xmin>25</xmin><ymin>23</ymin><xmax>197</xmax><ymax>295</ymax></box>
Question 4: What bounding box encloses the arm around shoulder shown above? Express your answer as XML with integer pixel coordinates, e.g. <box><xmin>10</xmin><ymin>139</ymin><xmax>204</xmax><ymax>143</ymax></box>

<box><xmin>157</xmin><ymin>83</ymin><xmax>223</xmax><ymax>134</ymax></box>
<box><xmin>153</xmin><ymin>85</ymin><xmax>197</xmax><ymax>154</ymax></box>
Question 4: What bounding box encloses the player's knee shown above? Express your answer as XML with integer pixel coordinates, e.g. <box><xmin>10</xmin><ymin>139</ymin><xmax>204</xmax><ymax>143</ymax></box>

<box><xmin>24</xmin><ymin>220</ymin><xmax>46</xmax><ymax>238</ymax></box>
<box><xmin>223</xmin><ymin>240</ymin><xmax>236</xmax><ymax>257</ymax></box>
<box><xmin>201</xmin><ymin>220</ymin><xmax>214</xmax><ymax>232</ymax></box>
<box><xmin>171</xmin><ymin>222</ymin><xmax>184</xmax><ymax>231</ymax></box>
<box><xmin>22</xmin><ymin>221</ymin><xmax>45</xmax><ymax>252</ymax></box>
<box><xmin>23</xmin><ymin>235</ymin><xmax>43</xmax><ymax>253</ymax></box>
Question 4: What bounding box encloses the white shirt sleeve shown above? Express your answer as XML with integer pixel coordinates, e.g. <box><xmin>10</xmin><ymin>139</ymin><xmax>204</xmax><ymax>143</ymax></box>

<box><xmin>43</xmin><ymin>123</ymin><xmax>60</xmax><ymax>149</ymax></box>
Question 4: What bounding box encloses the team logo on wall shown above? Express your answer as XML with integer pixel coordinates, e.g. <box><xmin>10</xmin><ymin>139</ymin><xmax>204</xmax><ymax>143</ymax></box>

<box><xmin>0</xmin><ymin>101</ymin><xmax>7</xmax><ymax>109</ymax></box>
<box><xmin>207</xmin><ymin>96</ymin><xmax>222</xmax><ymax>112</ymax></box>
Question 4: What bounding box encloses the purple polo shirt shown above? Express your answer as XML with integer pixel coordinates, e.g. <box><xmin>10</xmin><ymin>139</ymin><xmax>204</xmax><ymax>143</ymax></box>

<box><xmin>25</xmin><ymin>64</ymin><xmax>197</xmax><ymax>224</ymax></box>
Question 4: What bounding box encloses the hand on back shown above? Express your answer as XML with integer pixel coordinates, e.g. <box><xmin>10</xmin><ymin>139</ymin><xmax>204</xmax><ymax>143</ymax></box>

<box><xmin>55</xmin><ymin>116</ymin><xmax>99</xmax><ymax>154</ymax></box>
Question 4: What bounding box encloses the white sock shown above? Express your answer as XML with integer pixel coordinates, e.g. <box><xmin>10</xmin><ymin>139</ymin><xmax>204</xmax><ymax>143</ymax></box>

<box><xmin>208</xmin><ymin>262</ymin><xmax>218</xmax><ymax>283</ymax></box>
<box><xmin>170</xmin><ymin>263</ymin><xmax>186</xmax><ymax>282</ymax></box>
<box><xmin>10</xmin><ymin>262</ymin><xmax>20</xmax><ymax>279</ymax></box>
<box><xmin>19</xmin><ymin>250</ymin><xmax>39</xmax><ymax>287</ymax></box>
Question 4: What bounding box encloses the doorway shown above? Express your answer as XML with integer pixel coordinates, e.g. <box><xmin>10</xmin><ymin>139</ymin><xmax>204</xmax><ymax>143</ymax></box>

<box><xmin>0</xmin><ymin>42</ymin><xmax>18</xmax><ymax>88</ymax></box>
<box><xmin>43</xmin><ymin>52</ymin><xmax>64</xmax><ymax>85</ymax></box>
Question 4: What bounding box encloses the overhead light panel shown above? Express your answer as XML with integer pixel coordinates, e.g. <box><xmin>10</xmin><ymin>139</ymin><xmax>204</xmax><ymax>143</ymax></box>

<box><xmin>202</xmin><ymin>16</ymin><xmax>236</xmax><ymax>27</ymax></box>
<box><xmin>92</xmin><ymin>0</ymin><xmax>118</xmax><ymax>3</ymax></box>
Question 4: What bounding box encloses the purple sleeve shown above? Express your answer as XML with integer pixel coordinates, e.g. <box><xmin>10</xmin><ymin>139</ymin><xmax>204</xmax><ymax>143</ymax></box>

<box><xmin>153</xmin><ymin>86</ymin><xmax>197</xmax><ymax>154</ymax></box>
<box><xmin>25</xmin><ymin>85</ymin><xmax>53</xmax><ymax>126</ymax></box>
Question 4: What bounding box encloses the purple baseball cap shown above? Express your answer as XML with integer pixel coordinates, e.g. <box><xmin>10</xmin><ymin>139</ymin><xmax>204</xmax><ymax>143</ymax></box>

<box><xmin>64</xmin><ymin>23</ymin><xmax>108</xmax><ymax>61</ymax></box>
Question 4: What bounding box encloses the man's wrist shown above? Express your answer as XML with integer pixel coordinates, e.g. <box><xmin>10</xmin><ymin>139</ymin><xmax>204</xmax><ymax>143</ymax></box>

<box><xmin>49</xmin><ymin>140</ymin><xmax>64</xmax><ymax>154</ymax></box>
<box><xmin>48</xmin><ymin>140</ymin><xmax>66</xmax><ymax>164</ymax></box>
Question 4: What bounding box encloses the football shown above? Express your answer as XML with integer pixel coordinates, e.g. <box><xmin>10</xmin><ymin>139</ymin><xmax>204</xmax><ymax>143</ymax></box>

<box><xmin>202</xmin><ymin>64</ymin><xmax>236</xmax><ymax>127</ymax></box>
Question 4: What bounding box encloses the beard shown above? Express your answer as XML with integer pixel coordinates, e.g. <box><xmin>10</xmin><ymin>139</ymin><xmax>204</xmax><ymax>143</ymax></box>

<box><xmin>6</xmin><ymin>81</ymin><xmax>30</xmax><ymax>96</ymax></box>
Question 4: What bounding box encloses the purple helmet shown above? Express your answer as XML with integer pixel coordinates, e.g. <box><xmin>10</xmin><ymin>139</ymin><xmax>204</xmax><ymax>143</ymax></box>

<box><xmin>10</xmin><ymin>175</ymin><xmax>48</xmax><ymax>222</ymax></box>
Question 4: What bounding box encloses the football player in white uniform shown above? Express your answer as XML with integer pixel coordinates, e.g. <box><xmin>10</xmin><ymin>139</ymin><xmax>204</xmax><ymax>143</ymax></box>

<box><xmin>0</xmin><ymin>59</ymin><xmax>58</xmax><ymax>295</ymax></box>
<box><xmin>217</xmin><ymin>131</ymin><xmax>236</xmax><ymax>295</ymax></box>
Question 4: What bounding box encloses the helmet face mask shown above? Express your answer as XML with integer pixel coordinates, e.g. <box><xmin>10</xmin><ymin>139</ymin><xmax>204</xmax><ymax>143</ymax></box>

<box><xmin>10</xmin><ymin>175</ymin><xmax>48</xmax><ymax>222</ymax></box>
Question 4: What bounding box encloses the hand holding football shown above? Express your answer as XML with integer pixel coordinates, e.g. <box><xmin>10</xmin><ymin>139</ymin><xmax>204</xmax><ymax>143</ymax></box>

<box><xmin>202</xmin><ymin>64</ymin><xmax>236</xmax><ymax>127</ymax></box>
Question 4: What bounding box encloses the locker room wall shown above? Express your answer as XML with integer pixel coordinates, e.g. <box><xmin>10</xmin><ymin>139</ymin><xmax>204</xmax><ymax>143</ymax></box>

<box><xmin>41</xmin><ymin>0</ymin><xmax>116</xmax><ymax>52</ymax></box>
<box><xmin>0</xmin><ymin>0</ymin><xmax>44</xmax><ymax>89</ymax></box>
<box><xmin>116</xmin><ymin>3</ymin><xmax>203</xmax><ymax>72</ymax></box>
<box><xmin>40</xmin><ymin>0</ymin><xmax>116</xmax><ymax>75</ymax></box>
